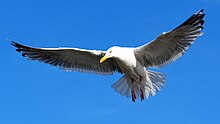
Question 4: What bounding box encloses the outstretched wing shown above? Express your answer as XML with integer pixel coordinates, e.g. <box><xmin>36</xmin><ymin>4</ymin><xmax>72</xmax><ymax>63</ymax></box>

<box><xmin>11</xmin><ymin>41</ymin><xmax>121</xmax><ymax>75</ymax></box>
<box><xmin>134</xmin><ymin>9</ymin><xmax>205</xmax><ymax>68</ymax></box>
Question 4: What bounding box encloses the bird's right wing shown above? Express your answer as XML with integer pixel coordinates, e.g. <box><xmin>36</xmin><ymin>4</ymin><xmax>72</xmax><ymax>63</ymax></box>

<box><xmin>11</xmin><ymin>41</ymin><xmax>122</xmax><ymax>75</ymax></box>
<box><xmin>134</xmin><ymin>9</ymin><xmax>205</xmax><ymax>68</ymax></box>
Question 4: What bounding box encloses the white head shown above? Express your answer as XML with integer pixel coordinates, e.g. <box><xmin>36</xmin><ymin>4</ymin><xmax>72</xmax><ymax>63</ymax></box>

<box><xmin>100</xmin><ymin>46</ymin><xmax>120</xmax><ymax>63</ymax></box>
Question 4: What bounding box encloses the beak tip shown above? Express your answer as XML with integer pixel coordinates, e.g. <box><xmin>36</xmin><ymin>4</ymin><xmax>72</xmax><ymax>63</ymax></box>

<box><xmin>100</xmin><ymin>56</ymin><xmax>107</xmax><ymax>63</ymax></box>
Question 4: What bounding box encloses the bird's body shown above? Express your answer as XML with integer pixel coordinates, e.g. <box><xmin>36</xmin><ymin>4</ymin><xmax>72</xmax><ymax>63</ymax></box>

<box><xmin>106</xmin><ymin>47</ymin><xmax>151</xmax><ymax>101</ymax></box>
<box><xmin>10</xmin><ymin>9</ymin><xmax>205</xmax><ymax>102</ymax></box>
<box><xmin>103</xmin><ymin>46</ymin><xmax>165</xmax><ymax>101</ymax></box>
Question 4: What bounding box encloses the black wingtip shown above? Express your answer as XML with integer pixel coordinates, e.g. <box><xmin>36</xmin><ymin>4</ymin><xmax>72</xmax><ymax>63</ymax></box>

<box><xmin>176</xmin><ymin>9</ymin><xmax>205</xmax><ymax>29</ymax></box>
<box><xmin>200</xmin><ymin>20</ymin><xmax>205</xmax><ymax>25</ymax></box>
<box><xmin>9</xmin><ymin>40</ymin><xmax>32</xmax><ymax>54</ymax></box>
<box><xmin>197</xmin><ymin>9</ymin><xmax>204</xmax><ymax>15</ymax></box>
<box><xmin>199</xmin><ymin>9</ymin><xmax>204</xmax><ymax>13</ymax></box>
<box><xmin>10</xmin><ymin>40</ymin><xmax>28</xmax><ymax>48</ymax></box>
<box><xmin>11</xmin><ymin>41</ymin><xmax>16</xmax><ymax>47</ymax></box>
<box><xmin>10</xmin><ymin>41</ymin><xmax>20</xmax><ymax>48</ymax></box>
<box><xmin>11</xmin><ymin>41</ymin><xmax>22</xmax><ymax>53</ymax></box>
<box><xmin>5</xmin><ymin>38</ymin><xmax>15</xmax><ymax>46</ymax></box>
<box><xmin>194</xmin><ymin>9</ymin><xmax>204</xmax><ymax>15</ymax></box>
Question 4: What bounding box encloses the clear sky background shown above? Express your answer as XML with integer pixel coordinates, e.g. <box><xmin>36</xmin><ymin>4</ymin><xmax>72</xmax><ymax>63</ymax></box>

<box><xmin>1</xmin><ymin>0</ymin><xmax>220</xmax><ymax>124</ymax></box>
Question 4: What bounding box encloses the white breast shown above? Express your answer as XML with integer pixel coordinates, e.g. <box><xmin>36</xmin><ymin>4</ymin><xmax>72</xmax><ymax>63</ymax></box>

<box><xmin>114</xmin><ymin>47</ymin><xmax>145</xmax><ymax>81</ymax></box>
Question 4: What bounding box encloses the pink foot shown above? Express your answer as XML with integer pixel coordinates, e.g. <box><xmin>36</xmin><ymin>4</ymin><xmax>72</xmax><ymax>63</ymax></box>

<box><xmin>140</xmin><ymin>89</ymin><xmax>145</xmax><ymax>101</ymax></box>
<box><xmin>131</xmin><ymin>89</ymin><xmax>136</xmax><ymax>102</ymax></box>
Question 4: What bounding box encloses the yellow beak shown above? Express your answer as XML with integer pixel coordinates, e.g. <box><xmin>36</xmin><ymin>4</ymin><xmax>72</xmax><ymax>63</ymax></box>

<box><xmin>100</xmin><ymin>56</ymin><xmax>108</xmax><ymax>63</ymax></box>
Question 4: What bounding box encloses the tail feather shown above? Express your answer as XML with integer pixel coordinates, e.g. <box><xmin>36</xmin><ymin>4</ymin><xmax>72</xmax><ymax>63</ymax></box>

<box><xmin>143</xmin><ymin>86</ymin><xmax>151</xmax><ymax>98</ymax></box>
<box><xmin>120</xmin><ymin>83</ymin><xmax>130</xmax><ymax>96</ymax></box>
<box><xmin>111</xmin><ymin>70</ymin><xmax>166</xmax><ymax>101</ymax></box>
<box><xmin>118</xmin><ymin>82</ymin><xmax>128</xmax><ymax>96</ymax></box>
<box><xmin>111</xmin><ymin>75</ymin><xmax>131</xmax><ymax>97</ymax></box>
<box><xmin>147</xmin><ymin>70</ymin><xmax>166</xmax><ymax>92</ymax></box>
<box><xmin>111</xmin><ymin>76</ymin><xmax>126</xmax><ymax>89</ymax></box>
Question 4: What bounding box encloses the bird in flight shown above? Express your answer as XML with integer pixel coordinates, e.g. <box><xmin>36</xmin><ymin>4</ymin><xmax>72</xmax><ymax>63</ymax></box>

<box><xmin>10</xmin><ymin>9</ymin><xmax>205</xmax><ymax>102</ymax></box>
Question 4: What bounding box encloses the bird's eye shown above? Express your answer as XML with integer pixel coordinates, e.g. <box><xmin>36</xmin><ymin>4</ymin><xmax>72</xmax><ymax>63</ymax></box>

<box><xmin>109</xmin><ymin>51</ymin><xmax>112</xmax><ymax>53</ymax></box>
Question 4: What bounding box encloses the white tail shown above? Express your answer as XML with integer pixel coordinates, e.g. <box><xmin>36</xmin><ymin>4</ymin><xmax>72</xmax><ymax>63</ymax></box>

<box><xmin>111</xmin><ymin>75</ymin><xmax>131</xmax><ymax>97</ymax></box>
<box><xmin>111</xmin><ymin>70</ymin><xmax>165</xmax><ymax>101</ymax></box>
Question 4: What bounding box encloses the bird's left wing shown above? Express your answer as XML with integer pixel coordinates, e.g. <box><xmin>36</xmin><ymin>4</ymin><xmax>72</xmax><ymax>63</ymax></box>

<box><xmin>11</xmin><ymin>41</ymin><xmax>121</xmax><ymax>75</ymax></box>
<box><xmin>134</xmin><ymin>9</ymin><xmax>205</xmax><ymax>68</ymax></box>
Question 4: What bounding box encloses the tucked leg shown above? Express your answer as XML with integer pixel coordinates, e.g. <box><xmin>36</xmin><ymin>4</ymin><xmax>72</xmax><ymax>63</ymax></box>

<box><xmin>131</xmin><ymin>89</ymin><xmax>136</xmax><ymax>102</ymax></box>
<box><xmin>130</xmin><ymin>78</ymin><xmax>137</xmax><ymax>102</ymax></box>
<box><xmin>140</xmin><ymin>89</ymin><xmax>145</xmax><ymax>101</ymax></box>
<box><xmin>139</xmin><ymin>76</ymin><xmax>143</xmax><ymax>82</ymax></box>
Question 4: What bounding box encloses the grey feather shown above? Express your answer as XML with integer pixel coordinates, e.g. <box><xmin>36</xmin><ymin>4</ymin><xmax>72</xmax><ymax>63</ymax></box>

<box><xmin>11</xmin><ymin>41</ymin><xmax>122</xmax><ymax>75</ymax></box>
<box><xmin>134</xmin><ymin>9</ymin><xmax>205</xmax><ymax>68</ymax></box>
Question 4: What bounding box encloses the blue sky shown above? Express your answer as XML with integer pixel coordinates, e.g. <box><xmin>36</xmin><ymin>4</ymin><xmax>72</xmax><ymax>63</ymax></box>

<box><xmin>1</xmin><ymin>0</ymin><xmax>220</xmax><ymax>124</ymax></box>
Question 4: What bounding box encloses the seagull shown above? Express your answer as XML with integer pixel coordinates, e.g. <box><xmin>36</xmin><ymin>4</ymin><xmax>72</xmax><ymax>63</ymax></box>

<box><xmin>10</xmin><ymin>9</ymin><xmax>205</xmax><ymax>102</ymax></box>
